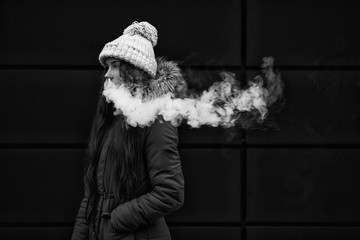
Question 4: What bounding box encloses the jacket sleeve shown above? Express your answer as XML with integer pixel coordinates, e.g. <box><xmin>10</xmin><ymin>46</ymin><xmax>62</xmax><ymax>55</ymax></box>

<box><xmin>110</xmin><ymin>121</ymin><xmax>185</xmax><ymax>232</ymax></box>
<box><xmin>71</xmin><ymin>192</ymin><xmax>90</xmax><ymax>240</ymax></box>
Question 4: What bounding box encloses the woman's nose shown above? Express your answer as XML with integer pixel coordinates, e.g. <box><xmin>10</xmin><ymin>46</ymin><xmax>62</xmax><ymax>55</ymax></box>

<box><xmin>104</xmin><ymin>68</ymin><xmax>112</xmax><ymax>79</ymax></box>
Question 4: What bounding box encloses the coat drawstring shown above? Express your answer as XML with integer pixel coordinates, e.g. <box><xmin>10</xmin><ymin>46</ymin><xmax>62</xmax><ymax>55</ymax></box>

<box><xmin>94</xmin><ymin>192</ymin><xmax>115</xmax><ymax>240</ymax></box>
<box><xmin>95</xmin><ymin>194</ymin><xmax>104</xmax><ymax>240</ymax></box>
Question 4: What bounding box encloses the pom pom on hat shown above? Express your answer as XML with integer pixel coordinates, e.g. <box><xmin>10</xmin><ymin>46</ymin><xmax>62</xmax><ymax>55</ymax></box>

<box><xmin>99</xmin><ymin>21</ymin><xmax>158</xmax><ymax>77</ymax></box>
<box><xmin>123</xmin><ymin>21</ymin><xmax>158</xmax><ymax>47</ymax></box>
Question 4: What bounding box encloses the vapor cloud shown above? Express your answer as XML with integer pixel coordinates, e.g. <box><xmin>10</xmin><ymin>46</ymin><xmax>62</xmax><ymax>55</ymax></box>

<box><xmin>103</xmin><ymin>57</ymin><xmax>283</xmax><ymax>128</ymax></box>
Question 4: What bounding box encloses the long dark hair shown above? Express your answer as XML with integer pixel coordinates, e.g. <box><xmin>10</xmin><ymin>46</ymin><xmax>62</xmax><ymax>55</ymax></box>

<box><xmin>84</xmin><ymin>60</ymin><xmax>151</xmax><ymax>201</ymax></box>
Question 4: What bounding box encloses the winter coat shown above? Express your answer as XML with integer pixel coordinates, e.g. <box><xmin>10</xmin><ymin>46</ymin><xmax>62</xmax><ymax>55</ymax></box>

<box><xmin>71</xmin><ymin>59</ymin><xmax>186</xmax><ymax>240</ymax></box>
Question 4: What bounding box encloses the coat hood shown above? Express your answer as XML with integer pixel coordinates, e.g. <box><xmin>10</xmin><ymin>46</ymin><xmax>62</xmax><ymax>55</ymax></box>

<box><xmin>141</xmin><ymin>57</ymin><xmax>188</xmax><ymax>100</ymax></box>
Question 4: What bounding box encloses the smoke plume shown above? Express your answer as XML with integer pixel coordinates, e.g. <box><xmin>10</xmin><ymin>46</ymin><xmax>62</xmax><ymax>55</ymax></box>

<box><xmin>102</xmin><ymin>57</ymin><xmax>284</xmax><ymax>128</ymax></box>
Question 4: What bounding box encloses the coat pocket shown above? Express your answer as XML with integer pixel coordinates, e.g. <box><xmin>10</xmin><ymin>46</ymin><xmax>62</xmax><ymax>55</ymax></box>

<box><xmin>107</xmin><ymin>215</ymin><xmax>135</xmax><ymax>240</ymax></box>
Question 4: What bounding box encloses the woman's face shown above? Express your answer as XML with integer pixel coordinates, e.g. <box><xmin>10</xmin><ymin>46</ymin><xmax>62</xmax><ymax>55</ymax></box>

<box><xmin>104</xmin><ymin>58</ymin><xmax>123</xmax><ymax>85</ymax></box>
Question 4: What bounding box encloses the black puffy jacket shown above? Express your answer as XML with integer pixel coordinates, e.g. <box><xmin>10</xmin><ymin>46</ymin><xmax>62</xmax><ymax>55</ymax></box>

<box><xmin>71</xmin><ymin>121</ymin><xmax>184</xmax><ymax>240</ymax></box>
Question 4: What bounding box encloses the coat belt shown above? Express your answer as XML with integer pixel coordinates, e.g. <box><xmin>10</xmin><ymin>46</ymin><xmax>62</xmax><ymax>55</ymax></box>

<box><xmin>98</xmin><ymin>191</ymin><xmax>115</xmax><ymax>199</ymax></box>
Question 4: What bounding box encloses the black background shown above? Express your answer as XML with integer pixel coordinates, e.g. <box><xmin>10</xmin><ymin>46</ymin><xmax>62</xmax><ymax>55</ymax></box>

<box><xmin>0</xmin><ymin>0</ymin><xmax>360</xmax><ymax>239</ymax></box>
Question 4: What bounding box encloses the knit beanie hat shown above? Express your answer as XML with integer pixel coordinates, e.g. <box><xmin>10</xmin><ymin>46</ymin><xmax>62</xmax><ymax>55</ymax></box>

<box><xmin>99</xmin><ymin>21</ymin><xmax>158</xmax><ymax>78</ymax></box>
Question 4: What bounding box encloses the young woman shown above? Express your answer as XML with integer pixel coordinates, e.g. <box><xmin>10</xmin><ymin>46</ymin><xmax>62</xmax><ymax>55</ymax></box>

<box><xmin>71</xmin><ymin>21</ymin><xmax>186</xmax><ymax>240</ymax></box>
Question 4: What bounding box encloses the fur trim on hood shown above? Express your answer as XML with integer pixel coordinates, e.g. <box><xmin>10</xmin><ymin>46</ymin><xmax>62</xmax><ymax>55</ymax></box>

<box><xmin>142</xmin><ymin>57</ymin><xmax>188</xmax><ymax>100</ymax></box>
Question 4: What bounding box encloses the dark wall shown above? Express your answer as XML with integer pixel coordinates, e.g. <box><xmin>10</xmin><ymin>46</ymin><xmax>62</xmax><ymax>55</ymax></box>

<box><xmin>0</xmin><ymin>0</ymin><xmax>359</xmax><ymax>239</ymax></box>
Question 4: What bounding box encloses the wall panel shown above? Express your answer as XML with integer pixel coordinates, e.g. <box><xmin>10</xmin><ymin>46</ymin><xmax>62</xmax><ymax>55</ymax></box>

<box><xmin>0</xmin><ymin>149</ymin><xmax>84</xmax><ymax>223</ymax></box>
<box><xmin>0</xmin><ymin>70</ymin><xmax>101</xmax><ymax>144</ymax></box>
<box><xmin>0</xmin><ymin>227</ymin><xmax>73</xmax><ymax>240</ymax></box>
<box><xmin>247</xmin><ymin>148</ymin><xmax>360</xmax><ymax>222</ymax></box>
<box><xmin>247</xmin><ymin>0</ymin><xmax>360</xmax><ymax>66</ymax></box>
<box><xmin>246</xmin><ymin>71</ymin><xmax>360</xmax><ymax>144</ymax></box>
<box><xmin>247</xmin><ymin>227</ymin><xmax>360</xmax><ymax>240</ymax></box>
<box><xmin>171</xmin><ymin>226</ymin><xmax>242</xmax><ymax>240</ymax></box>
<box><xmin>168</xmin><ymin>149</ymin><xmax>241</xmax><ymax>223</ymax></box>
